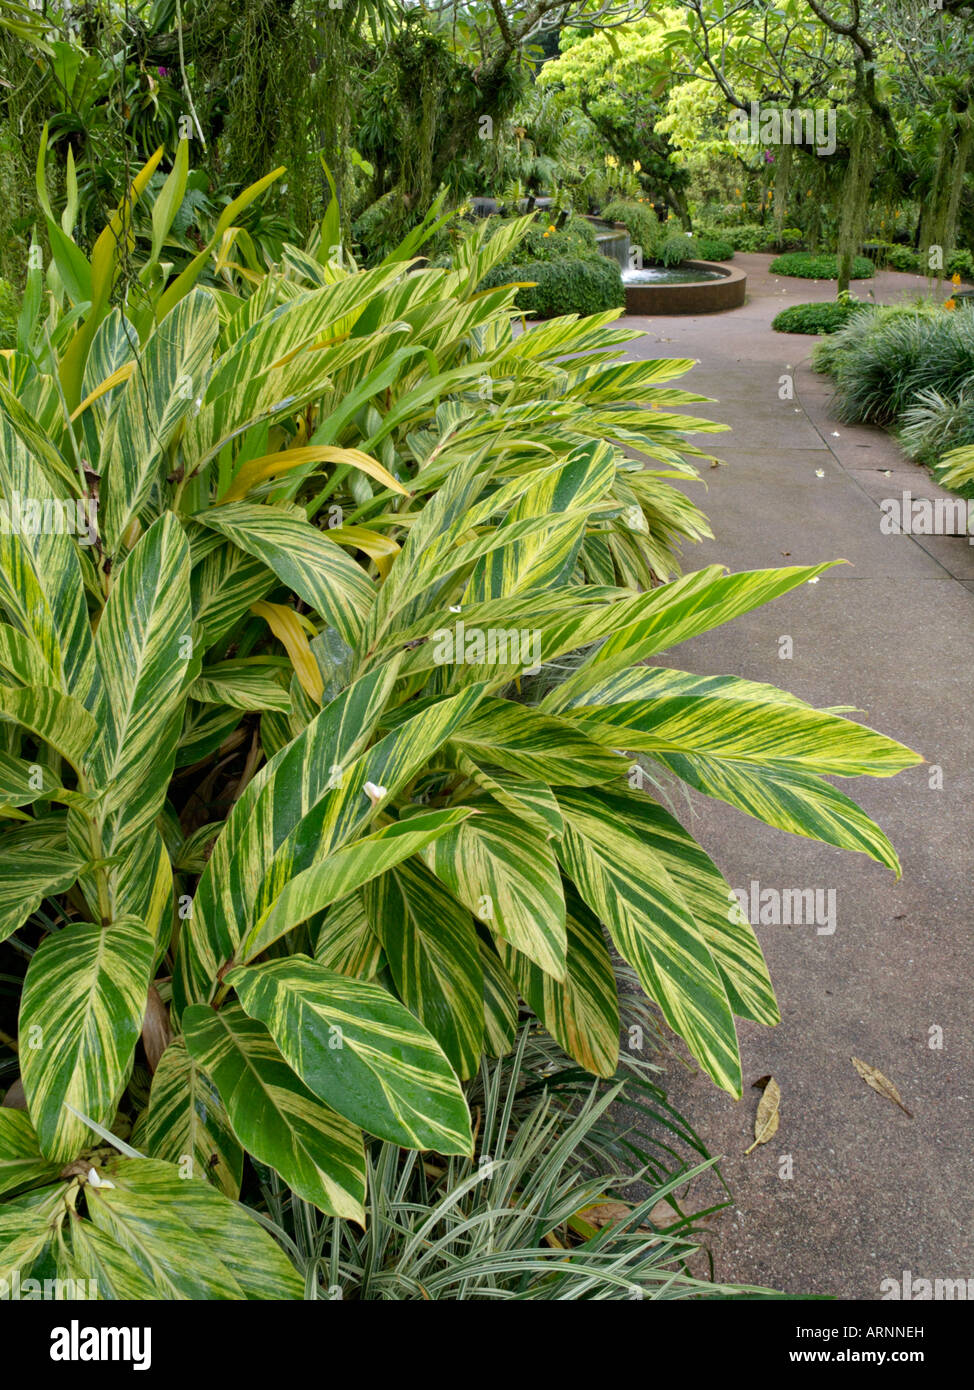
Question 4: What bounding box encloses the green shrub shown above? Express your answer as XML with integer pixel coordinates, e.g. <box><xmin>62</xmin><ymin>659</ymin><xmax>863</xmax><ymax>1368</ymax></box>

<box><xmin>599</xmin><ymin>207</ymin><xmax>733</xmax><ymax>265</ymax></box>
<box><xmin>899</xmin><ymin>387</ymin><xmax>974</xmax><ymax>496</ymax></box>
<box><xmin>946</xmin><ymin>248</ymin><xmax>974</xmax><ymax>282</ymax></box>
<box><xmin>480</xmin><ymin>255</ymin><xmax>625</xmax><ymax>317</ymax></box>
<box><xmin>812</xmin><ymin>302</ymin><xmax>974</xmax><ymax>424</ymax></box>
<box><xmin>601</xmin><ymin>199</ymin><xmax>662</xmax><ymax>260</ymax></box>
<box><xmin>657</xmin><ymin>231</ymin><xmax>699</xmax><ymax>267</ymax></box>
<box><xmin>772</xmin><ymin>300</ymin><xmax>873</xmax><ymax>334</ymax></box>
<box><xmin>696</xmin><ymin>223</ymin><xmax>803</xmax><ymax>253</ymax></box>
<box><xmin>510</xmin><ymin>213</ymin><xmax>601</xmax><ymax>264</ymax></box>
<box><xmin>868</xmin><ymin>245</ymin><xmax>974</xmax><ymax>279</ymax></box>
<box><xmin>771</xmin><ymin>251</ymin><xmax>875</xmax><ymax>280</ymax></box>
<box><xmin>868</xmin><ymin>242</ymin><xmax>923</xmax><ymax>273</ymax></box>
<box><xmin>693</xmin><ymin>236</ymin><xmax>734</xmax><ymax>262</ymax></box>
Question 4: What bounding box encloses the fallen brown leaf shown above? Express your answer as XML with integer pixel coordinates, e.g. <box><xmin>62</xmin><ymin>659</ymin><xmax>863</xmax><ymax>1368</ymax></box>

<box><xmin>745</xmin><ymin>1076</ymin><xmax>781</xmax><ymax>1153</ymax></box>
<box><xmin>851</xmin><ymin>1057</ymin><xmax>913</xmax><ymax>1118</ymax></box>
<box><xmin>581</xmin><ymin>1201</ymin><xmax>631</xmax><ymax>1229</ymax></box>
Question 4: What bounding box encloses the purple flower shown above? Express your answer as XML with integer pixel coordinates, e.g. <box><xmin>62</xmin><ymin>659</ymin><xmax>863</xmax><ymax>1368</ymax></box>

<box><xmin>764</xmin><ymin>150</ymin><xmax>775</xmax><ymax>164</ymax></box>
<box><xmin>157</xmin><ymin>67</ymin><xmax>170</xmax><ymax>77</ymax></box>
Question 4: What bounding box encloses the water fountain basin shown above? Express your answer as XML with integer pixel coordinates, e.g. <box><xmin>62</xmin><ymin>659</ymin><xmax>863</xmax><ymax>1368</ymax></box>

<box><xmin>621</xmin><ymin>260</ymin><xmax>747</xmax><ymax>315</ymax></box>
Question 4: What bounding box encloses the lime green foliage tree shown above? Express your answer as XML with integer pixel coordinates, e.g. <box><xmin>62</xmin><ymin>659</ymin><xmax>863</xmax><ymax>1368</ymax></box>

<box><xmin>537</xmin><ymin>12</ymin><xmax>693</xmax><ymax>226</ymax></box>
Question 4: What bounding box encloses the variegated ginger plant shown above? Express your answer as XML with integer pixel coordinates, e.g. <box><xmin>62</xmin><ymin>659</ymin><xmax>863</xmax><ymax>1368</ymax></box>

<box><xmin>0</xmin><ymin>152</ymin><xmax>920</xmax><ymax>1297</ymax></box>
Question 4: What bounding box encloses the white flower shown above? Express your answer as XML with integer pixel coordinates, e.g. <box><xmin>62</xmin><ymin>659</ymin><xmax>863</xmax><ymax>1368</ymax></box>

<box><xmin>363</xmin><ymin>781</ymin><xmax>387</xmax><ymax>805</ymax></box>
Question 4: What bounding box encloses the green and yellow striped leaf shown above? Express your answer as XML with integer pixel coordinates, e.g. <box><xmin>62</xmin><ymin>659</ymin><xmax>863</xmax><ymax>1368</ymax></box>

<box><xmin>362</xmin><ymin>855</ymin><xmax>484</xmax><ymax>1079</ymax></box>
<box><xmin>544</xmin><ymin>564</ymin><xmax>837</xmax><ymax>712</ymax></box>
<box><xmin>19</xmin><ymin>918</ymin><xmax>155</xmax><ymax>1161</ymax></box>
<box><xmin>0</xmin><ymin>1110</ymin><xmax>60</xmax><ymax>1198</ymax></box>
<box><xmin>556</xmin><ymin>788</ymin><xmax>741</xmax><ymax>1096</ymax></box>
<box><xmin>479</xmin><ymin>939</ymin><xmax>519</xmax><ymax>1057</ymax></box>
<box><xmin>0</xmin><ymin>685</ymin><xmax>96</xmax><ymax>772</ymax></box>
<box><xmin>88</xmin><ymin>513</ymin><xmax>194</xmax><ymax>843</ymax></box>
<box><xmin>0</xmin><ymin>412</ymin><xmax>94</xmax><ymax>697</ymax></box>
<box><xmin>172</xmin><ymin>661</ymin><xmax>402</xmax><ymax>1012</ymax></box>
<box><xmin>314</xmin><ymin>893</ymin><xmax>384</xmax><ymax>979</ymax></box>
<box><xmin>190</xmin><ymin>658</ymin><xmax>291</xmax><ymax>712</ymax></box>
<box><xmin>426</xmin><ymin>801</ymin><xmax>568</xmax><ymax>981</ymax></box>
<box><xmin>569</xmin><ymin>666</ymin><xmax>923</xmax><ymax>780</ymax></box>
<box><xmin>100</xmin><ymin>290</ymin><xmax>220</xmax><ymax>551</ymax></box>
<box><xmin>0</xmin><ymin>842</ymin><xmax>85</xmax><ymax>944</ymax></box>
<box><xmin>182</xmin><ymin>1003</ymin><xmax>366</xmax><ymax>1222</ymax></box>
<box><xmin>144</xmin><ymin>1037</ymin><xmax>243</xmax><ymax>1198</ymax></box>
<box><xmin>0</xmin><ymin>1184</ymin><xmax>65</xmax><ymax>1285</ymax></box>
<box><xmin>59</xmin><ymin>1217</ymin><xmax>159</xmax><ymax>1300</ymax></box>
<box><xmin>87</xmin><ymin>1156</ymin><xmax>302</xmax><ymax>1299</ymax></box>
<box><xmin>448</xmin><ymin>697</ymin><xmax>627</xmax><ymax>787</ymax></box>
<box><xmin>456</xmin><ymin>756</ymin><xmax>564</xmax><ymax>840</ymax></box>
<box><xmin>498</xmin><ymin>890</ymin><xmax>620</xmax><ymax>1078</ymax></box>
<box><xmin>238</xmin><ymin>808</ymin><xmax>473</xmax><ymax>966</ymax></box>
<box><xmin>198</xmin><ymin>502</ymin><xmax>376</xmax><ymax>647</ymax></box>
<box><xmin>227</xmin><ymin>956</ymin><xmax>473</xmax><ymax>1155</ymax></box>
<box><xmin>604</xmin><ymin>788</ymin><xmax>778</xmax><ymax>1027</ymax></box>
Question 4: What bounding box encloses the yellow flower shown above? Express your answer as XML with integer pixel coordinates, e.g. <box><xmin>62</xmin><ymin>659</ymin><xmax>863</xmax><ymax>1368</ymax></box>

<box><xmin>548</xmin><ymin>225</ymin><xmax>556</xmax><ymax>233</ymax></box>
<box><xmin>944</xmin><ymin>298</ymin><xmax>957</xmax><ymax>310</ymax></box>
<box><xmin>952</xmin><ymin>272</ymin><xmax>962</xmax><ymax>286</ymax></box>
<box><xmin>633</xmin><ymin>160</ymin><xmax>642</xmax><ymax>172</ymax></box>
<box><xmin>543</xmin><ymin>229</ymin><xmax>550</xmax><ymax>237</ymax></box>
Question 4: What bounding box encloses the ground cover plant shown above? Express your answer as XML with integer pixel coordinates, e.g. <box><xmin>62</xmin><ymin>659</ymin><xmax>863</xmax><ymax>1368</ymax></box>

<box><xmin>814</xmin><ymin>300</ymin><xmax>974</xmax><ymax>495</ymax></box>
<box><xmin>260</xmin><ymin>1025</ymin><xmax>785</xmax><ymax>1301</ymax></box>
<box><xmin>813</xmin><ymin>302</ymin><xmax>974</xmax><ymax>426</ymax></box>
<box><xmin>769</xmin><ymin>252</ymin><xmax>875</xmax><ymax>281</ymax></box>
<box><xmin>772</xmin><ymin>300</ymin><xmax>873</xmax><ymax>335</ymax></box>
<box><xmin>0</xmin><ymin>142</ymin><xmax>925</xmax><ymax>1298</ymax></box>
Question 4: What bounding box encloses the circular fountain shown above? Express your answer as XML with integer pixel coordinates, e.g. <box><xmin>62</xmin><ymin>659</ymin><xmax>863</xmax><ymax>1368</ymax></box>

<box><xmin>587</xmin><ymin>216</ymin><xmax>747</xmax><ymax>314</ymax></box>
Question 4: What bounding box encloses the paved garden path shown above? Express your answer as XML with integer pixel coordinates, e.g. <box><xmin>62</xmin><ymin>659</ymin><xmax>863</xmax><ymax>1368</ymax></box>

<box><xmin>625</xmin><ymin>254</ymin><xmax>974</xmax><ymax>1299</ymax></box>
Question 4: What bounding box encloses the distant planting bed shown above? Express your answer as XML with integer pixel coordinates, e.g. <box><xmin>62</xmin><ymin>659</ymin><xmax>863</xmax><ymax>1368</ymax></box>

<box><xmin>772</xmin><ymin>301</ymin><xmax>875</xmax><ymax>334</ymax></box>
<box><xmin>770</xmin><ymin>252</ymin><xmax>875</xmax><ymax>280</ymax></box>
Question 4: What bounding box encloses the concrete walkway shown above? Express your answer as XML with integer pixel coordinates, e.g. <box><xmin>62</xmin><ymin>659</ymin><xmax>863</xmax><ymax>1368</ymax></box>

<box><xmin>625</xmin><ymin>254</ymin><xmax>974</xmax><ymax>1299</ymax></box>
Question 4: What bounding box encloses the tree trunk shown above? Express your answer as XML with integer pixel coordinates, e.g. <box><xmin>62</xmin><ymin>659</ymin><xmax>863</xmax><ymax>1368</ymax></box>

<box><xmin>836</xmin><ymin>112</ymin><xmax>874</xmax><ymax>293</ymax></box>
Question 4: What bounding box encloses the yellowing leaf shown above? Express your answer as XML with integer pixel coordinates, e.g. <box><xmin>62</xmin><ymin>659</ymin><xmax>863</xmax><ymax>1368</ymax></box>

<box><xmin>220</xmin><ymin>446</ymin><xmax>409</xmax><ymax>504</ymax></box>
<box><xmin>851</xmin><ymin>1057</ymin><xmax>913</xmax><ymax>1118</ymax></box>
<box><xmin>325</xmin><ymin>524</ymin><xmax>401</xmax><ymax>581</ymax></box>
<box><xmin>70</xmin><ymin>361</ymin><xmax>136</xmax><ymax>421</ymax></box>
<box><xmin>745</xmin><ymin>1075</ymin><xmax>780</xmax><ymax>1153</ymax></box>
<box><xmin>251</xmin><ymin>600</ymin><xmax>322</xmax><ymax>703</ymax></box>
